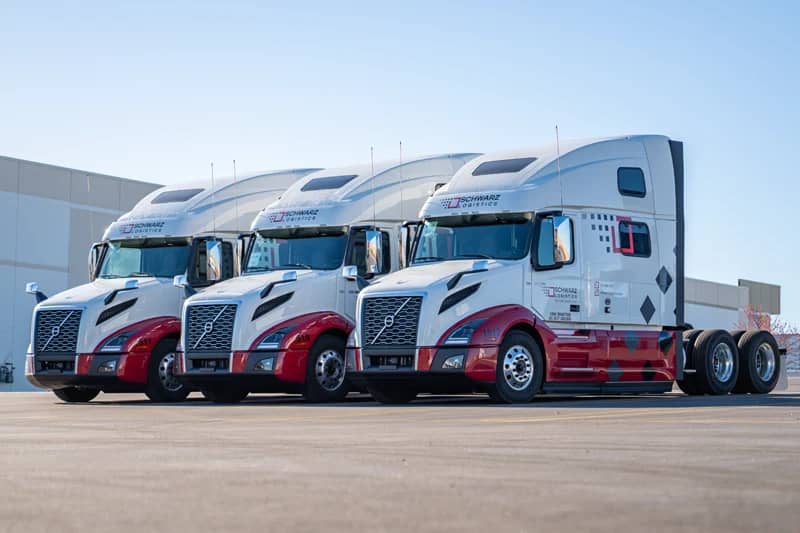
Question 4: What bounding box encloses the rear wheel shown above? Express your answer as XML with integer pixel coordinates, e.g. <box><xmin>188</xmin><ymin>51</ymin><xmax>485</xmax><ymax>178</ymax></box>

<box><xmin>366</xmin><ymin>383</ymin><xmax>418</xmax><ymax>404</ymax></box>
<box><xmin>693</xmin><ymin>329</ymin><xmax>739</xmax><ymax>395</ymax></box>
<box><xmin>145</xmin><ymin>339</ymin><xmax>189</xmax><ymax>403</ymax></box>
<box><xmin>733</xmin><ymin>331</ymin><xmax>780</xmax><ymax>394</ymax></box>
<box><xmin>491</xmin><ymin>330</ymin><xmax>544</xmax><ymax>404</ymax></box>
<box><xmin>201</xmin><ymin>386</ymin><xmax>249</xmax><ymax>404</ymax></box>
<box><xmin>676</xmin><ymin>329</ymin><xmax>704</xmax><ymax>395</ymax></box>
<box><xmin>53</xmin><ymin>387</ymin><xmax>99</xmax><ymax>403</ymax></box>
<box><xmin>304</xmin><ymin>334</ymin><xmax>349</xmax><ymax>403</ymax></box>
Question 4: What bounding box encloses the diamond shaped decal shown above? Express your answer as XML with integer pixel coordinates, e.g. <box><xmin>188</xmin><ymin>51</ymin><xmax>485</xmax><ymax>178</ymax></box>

<box><xmin>624</xmin><ymin>331</ymin><xmax>639</xmax><ymax>352</ymax></box>
<box><xmin>658</xmin><ymin>331</ymin><xmax>674</xmax><ymax>354</ymax></box>
<box><xmin>640</xmin><ymin>296</ymin><xmax>655</xmax><ymax>324</ymax></box>
<box><xmin>656</xmin><ymin>267</ymin><xmax>673</xmax><ymax>294</ymax></box>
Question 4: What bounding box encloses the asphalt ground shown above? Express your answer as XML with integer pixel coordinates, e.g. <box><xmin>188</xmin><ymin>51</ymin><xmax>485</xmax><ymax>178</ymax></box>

<box><xmin>1</xmin><ymin>380</ymin><xmax>799</xmax><ymax>533</ymax></box>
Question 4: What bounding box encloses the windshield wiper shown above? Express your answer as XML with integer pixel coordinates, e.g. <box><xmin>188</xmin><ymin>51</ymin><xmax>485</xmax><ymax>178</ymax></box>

<box><xmin>277</xmin><ymin>263</ymin><xmax>312</xmax><ymax>270</ymax></box>
<box><xmin>414</xmin><ymin>256</ymin><xmax>445</xmax><ymax>263</ymax></box>
<box><xmin>130</xmin><ymin>272</ymin><xmax>155</xmax><ymax>277</ymax></box>
<box><xmin>99</xmin><ymin>274</ymin><xmax>124</xmax><ymax>279</ymax></box>
<box><xmin>454</xmin><ymin>253</ymin><xmax>493</xmax><ymax>260</ymax></box>
<box><xmin>245</xmin><ymin>267</ymin><xmax>272</xmax><ymax>273</ymax></box>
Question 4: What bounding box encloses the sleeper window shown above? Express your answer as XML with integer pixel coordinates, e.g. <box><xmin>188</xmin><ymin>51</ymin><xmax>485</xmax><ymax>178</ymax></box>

<box><xmin>619</xmin><ymin>221</ymin><xmax>651</xmax><ymax>257</ymax></box>
<box><xmin>617</xmin><ymin>167</ymin><xmax>646</xmax><ymax>198</ymax></box>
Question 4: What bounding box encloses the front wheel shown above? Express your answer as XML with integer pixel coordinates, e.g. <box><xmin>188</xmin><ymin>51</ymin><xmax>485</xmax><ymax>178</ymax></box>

<box><xmin>145</xmin><ymin>339</ymin><xmax>189</xmax><ymax>403</ymax></box>
<box><xmin>53</xmin><ymin>387</ymin><xmax>99</xmax><ymax>403</ymax></box>
<box><xmin>304</xmin><ymin>334</ymin><xmax>349</xmax><ymax>403</ymax></box>
<box><xmin>491</xmin><ymin>330</ymin><xmax>544</xmax><ymax>404</ymax></box>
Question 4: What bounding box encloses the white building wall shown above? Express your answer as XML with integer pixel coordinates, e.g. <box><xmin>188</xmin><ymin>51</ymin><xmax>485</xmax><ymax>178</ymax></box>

<box><xmin>0</xmin><ymin>156</ymin><xmax>159</xmax><ymax>391</ymax></box>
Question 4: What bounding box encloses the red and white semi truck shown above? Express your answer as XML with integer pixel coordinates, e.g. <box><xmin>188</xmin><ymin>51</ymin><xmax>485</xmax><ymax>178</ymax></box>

<box><xmin>174</xmin><ymin>154</ymin><xmax>479</xmax><ymax>402</ymax></box>
<box><xmin>346</xmin><ymin>136</ymin><xmax>784</xmax><ymax>403</ymax></box>
<box><xmin>24</xmin><ymin>169</ymin><xmax>317</xmax><ymax>402</ymax></box>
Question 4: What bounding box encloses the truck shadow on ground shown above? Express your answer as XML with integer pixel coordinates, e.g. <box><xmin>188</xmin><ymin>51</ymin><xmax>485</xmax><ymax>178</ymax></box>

<box><xmin>83</xmin><ymin>391</ymin><xmax>800</xmax><ymax>410</ymax></box>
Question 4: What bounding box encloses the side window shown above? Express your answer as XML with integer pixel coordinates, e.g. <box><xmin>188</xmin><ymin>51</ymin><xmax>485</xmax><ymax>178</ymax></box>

<box><xmin>619</xmin><ymin>221</ymin><xmax>651</xmax><ymax>257</ymax></box>
<box><xmin>533</xmin><ymin>215</ymin><xmax>573</xmax><ymax>269</ymax></box>
<box><xmin>348</xmin><ymin>230</ymin><xmax>390</xmax><ymax>277</ymax></box>
<box><xmin>617</xmin><ymin>167</ymin><xmax>646</xmax><ymax>198</ymax></box>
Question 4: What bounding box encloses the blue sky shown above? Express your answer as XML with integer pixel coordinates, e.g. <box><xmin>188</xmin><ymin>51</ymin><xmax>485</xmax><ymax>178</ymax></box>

<box><xmin>1</xmin><ymin>1</ymin><xmax>798</xmax><ymax>323</ymax></box>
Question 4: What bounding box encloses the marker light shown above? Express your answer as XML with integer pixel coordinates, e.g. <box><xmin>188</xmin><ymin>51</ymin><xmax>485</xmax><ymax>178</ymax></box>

<box><xmin>444</xmin><ymin>319</ymin><xmax>486</xmax><ymax>345</ymax></box>
<box><xmin>254</xmin><ymin>357</ymin><xmax>275</xmax><ymax>372</ymax></box>
<box><xmin>97</xmin><ymin>360</ymin><xmax>117</xmax><ymax>373</ymax></box>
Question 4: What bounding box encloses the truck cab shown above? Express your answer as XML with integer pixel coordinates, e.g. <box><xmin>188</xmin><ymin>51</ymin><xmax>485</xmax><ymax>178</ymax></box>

<box><xmin>24</xmin><ymin>169</ymin><xmax>318</xmax><ymax>402</ymax></box>
<box><xmin>175</xmin><ymin>154</ymin><xmax>479</xmax><ymax>403</ymax></box>
<box><xmin>349</xmin><ymin>136</ymin><xmax>777</xmax><ymax>403</ymax></box>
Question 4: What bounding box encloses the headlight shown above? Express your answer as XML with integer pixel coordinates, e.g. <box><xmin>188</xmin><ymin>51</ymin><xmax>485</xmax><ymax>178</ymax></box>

<box><xmin>256</xmin><ymin>325</ymin><xmax>297</xmax><ymax>350</ymax></box>
<box><xmin>444</xmin><ymin>319</ymin><xmax>486</xmax><ymax>345</ymax></box>
<box><xmin>99</xmin><ymin>331</ymin><xmax>134</xmax><ymax>352</ymax></box>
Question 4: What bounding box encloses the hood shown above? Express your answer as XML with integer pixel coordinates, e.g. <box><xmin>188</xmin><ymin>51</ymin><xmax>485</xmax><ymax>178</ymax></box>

<box><xmin>33</xmin><ymin>277</ymin><xmax>184</xmax><ymax>353</ymax></box>
<box><xmin>182</xmin><ymin>269</ymin><xmax>341</xmax><ymax>351</ymax></box>
<box><xmin>357</xmin><ymin>259</ymin><xmax>529</xmax><ymax>347</ymax></box>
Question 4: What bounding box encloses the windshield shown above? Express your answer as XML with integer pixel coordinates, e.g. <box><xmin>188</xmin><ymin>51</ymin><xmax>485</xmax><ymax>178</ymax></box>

<box><xmin>245</xmin><ymin>227</ymin><xmax>348</xmax><ymax>272</ymax></box>
<box><xmin>412</xmin><ymin>214</ymin><xmax>532</xmax><ymax>263</ymax></box>
<box><xmin>99</xmin><ymin>238</ymin><xmax>191</xmax><ymax>278</ymax></box>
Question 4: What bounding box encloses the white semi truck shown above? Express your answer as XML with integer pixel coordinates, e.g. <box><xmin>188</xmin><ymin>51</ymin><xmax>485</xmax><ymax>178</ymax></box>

<box><xmin>347</xmin><ymin>136</ymin><xmax>784</xmax><ymax>403</ymax></box>
<box><xmin>25</xmin><ymin>168</ymin><xmax>318</xmax><ymax>402</ymax></box>
<box><xmin>174</xmin><ymin>153</ymin><xmax>479</xmax><ymax>403</ymax></box>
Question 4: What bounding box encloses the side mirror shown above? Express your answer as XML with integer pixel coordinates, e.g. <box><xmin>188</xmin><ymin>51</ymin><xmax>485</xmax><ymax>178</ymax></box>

<box><xmin>365</xmin><ymin>230</ymin><xmax>383</xmax><ymax>275</ymax></box>
<box><xmin>206</xmin><ymin>240</ymin><xmax>223</xmax><ymax>282</ymax></box>
<box><xmin>88</xmin><ymin>242</ymin><xmax>104</xmax><ymax>282</ymax></box>
<box><xmin>342</xmin><ymin>265</ymin><xmax>358</xmax><ymax>281</ymax></box>
<box><xmin>173</xmin><ymin>274</ymin><xmax>189</xmax><ymax>288</ymax></box>
<box><xmin>26</xmin><ymin>282</ymin><xmax>47</xmax><ymax>303</ymax></box>
<box><xmin>552</xmin><ymin>216</ymin><xmax>573</xmax><ymax>264</ymax></box>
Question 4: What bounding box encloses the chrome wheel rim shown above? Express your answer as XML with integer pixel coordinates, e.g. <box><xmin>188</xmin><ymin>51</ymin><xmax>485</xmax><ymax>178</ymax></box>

<box><xmin>502</xmin><ymin>345</ymin><xmax>534</xmax><ymax>391</ymax></box>
<box><xmin>754</xmin><ymin>342</ymin><xmax>776</xmax><ymax>382</ymax></box>
<box><xmin>711</xmin><ymin>343</ymin><xmax>734</xmax><ymax>383</ymax></box>
<box><xmin>316</xmin><ymin>349</ymin><xmax>345</xmax><ymax>392</ymax></box>
<box><xmin>158</xmin><ymin>353</ymin><xmax>183</xmax><ymax>392</ymax></box>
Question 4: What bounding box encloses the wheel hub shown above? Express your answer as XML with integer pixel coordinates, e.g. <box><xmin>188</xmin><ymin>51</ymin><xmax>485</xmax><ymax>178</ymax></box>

<box><xmin>754</xmin><ymin>342</ymin><xmax>776</xmax><ymax>381</ymax></box>
<box><xmin>158</xmin><ymin>353</ymin><xmax>183</xmax><ymax>392</ymax></box>
<box><xmin>710</xmin><ymin>343</ymin><xmax>734</xmax><ymax>383</ymax></box>
<box><xmin>316</xmin><ymin>350</ymin><xmax>345</xmax><ymax>392</ymax></box>
<box><xmin>502</xmin><ymin>345</ymin><xmax>534</xmax><ymax>391</ymax></box>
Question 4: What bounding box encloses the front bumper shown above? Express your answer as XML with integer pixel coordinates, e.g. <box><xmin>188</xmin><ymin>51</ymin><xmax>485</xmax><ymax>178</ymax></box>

<box><xmin>175</xmin><ymin>349</ymin><xmax>306</xmax><ymax>393</ymax></box>
<box><xmin>25</xmin><ymin>353</ymin><xmax>147</xmax><ymax>392</ymax></box>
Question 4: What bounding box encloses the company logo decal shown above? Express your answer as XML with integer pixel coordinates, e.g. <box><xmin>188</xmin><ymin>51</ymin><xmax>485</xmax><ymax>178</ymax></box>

<box><xmin>121</xmin><ymin>221</ymin><xmax>166</xmax><ymax>234</ymax></box>
<box><xmin>267</xmin><ymin>209</ymin><xmax>319</xmax><ymax>224</ymax></box>
<box><xmin>383</xmin><ymin>315</ymin><xmax>395</xmax><ymax>328</ymax></box>
<box><xmin>439</xmin><ymin>194</ymin><xmax>501</xmax><ymax>210</ymax></box>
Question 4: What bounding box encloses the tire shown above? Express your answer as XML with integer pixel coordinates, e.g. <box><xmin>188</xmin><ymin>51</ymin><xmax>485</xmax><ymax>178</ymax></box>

<box><xmin>676</xmin><ymin>329</ymin><xmax>704</xmax><ymax>395</ymax></box>
<box><xmin>493</xmin><ymin>330</ymin><xmax>544</xmax><ymax>404</ymax></box>
<box><xmin>366</xmin><ymin>383</ymin><xmax>418</xmax><ymax>404</ymax></box>
<box><xmin>730</xmin><ymin>330</ymin><xmax>746</xmax><ymax>345</ymax></box>
<box><xmin>53</xmin><ymin>387</ymin><xmax>99</xmax><ymax>403</ymax></box>
<box><xmin>201</xmin><ymin>386</ymin><xmax>249</xmax><ymax>404</ymax></box>
<box><xmin>145</xmin><ymin>339</ymin><xmax>189</xmax><ymax>403</ymax></box>
<box><xmin>692</xmin><ymin>329</ymin><xmax>739</xmax><ymax>395</ymax></box>
<box><xmin>303</xmin><ymin>334</ymin><xmax>349</xmax><ymax>403</ymax></box>
<box><xmin>733</xmin><ymin>331</ymin><xmax>780</xmax><ymax>394</ymax></box>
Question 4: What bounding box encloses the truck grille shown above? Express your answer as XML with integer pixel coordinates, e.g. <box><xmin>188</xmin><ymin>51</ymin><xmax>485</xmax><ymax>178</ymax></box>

<box><xmin>185</xmin><ymin>304</ymin><xmax>237</xmax><ymax>352</ymax></box>
<box><xmin>361</xmin><ymin>296</ymin><xmax>422</xmax><ymax>346</ymax></box>
<box><xmin>34</xmin><ymin>309</ymin><xmax>82</xmax><ymax>354</ymax></box>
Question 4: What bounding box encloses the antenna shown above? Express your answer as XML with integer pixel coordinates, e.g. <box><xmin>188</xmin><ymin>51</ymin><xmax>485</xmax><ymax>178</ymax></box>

<box><xmin>371</xmin><ymin>146</ymin><xmax>376</xmax><ymax>229</ymax></box>
<box><xmin>233</xmin><ymin>159</ymin><xmax>238</xmax><ymax>225</ymax></box>
<box><xmin>399</xmin><ymin>141</ymin><xmax>404</xmax><ymax>222</ymax></box>
<box><xmin>211</xmin><ymin>162</ymin><xmax>216</xmax><ymax>234</ymax></box>
<box><xmin>555</xmin><ymin>125</ymin><xmax>564</xmax><ymax>208</ymax></box>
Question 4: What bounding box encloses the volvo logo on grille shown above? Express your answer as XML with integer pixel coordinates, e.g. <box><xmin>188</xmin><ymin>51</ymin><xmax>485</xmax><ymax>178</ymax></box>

<box><xmin>51</xmin><ymin>326</ymin><xmax>61</xmax><ymax>337</ymax></box>
<box><xmin>383</xmin><ymin>315</ymin><xmax>395</xmax><ymax>328</ymax></box>
<box><xmin>192</xmin><ymin>305</ymin><xmax>231</xmax><ymax>350</ymax></box>
<box><xmin>203</xmin><ymin>322</ymin><xmax>214</xmax><ymax>334</ymax></box>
